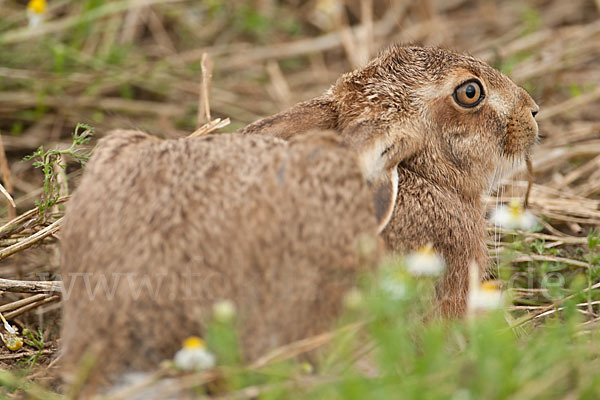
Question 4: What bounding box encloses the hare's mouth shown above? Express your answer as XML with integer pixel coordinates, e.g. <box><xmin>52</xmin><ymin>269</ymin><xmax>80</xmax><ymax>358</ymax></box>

<box><xmin>501</xmin><ymin>136</ymin><xmax>538</xmax><ymax>161</ymax></box>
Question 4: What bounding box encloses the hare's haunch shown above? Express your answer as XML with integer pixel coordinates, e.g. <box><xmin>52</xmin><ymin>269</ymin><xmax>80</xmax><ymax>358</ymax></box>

<box><xmin>60</xmin><ymin>131</ymin><xmax>379</xmax><ymax>389</ymax></box>
<box><xmin>239</xmin><ymin>45</ymin><xmax>539</xmax><ymax>315</ymax></box>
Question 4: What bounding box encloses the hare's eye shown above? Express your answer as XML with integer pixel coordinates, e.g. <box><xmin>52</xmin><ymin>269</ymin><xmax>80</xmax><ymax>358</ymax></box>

<box><xmin>453</xmin><ymin>80</ymin><xmax>484</xmax><ymax>108</ymax></box>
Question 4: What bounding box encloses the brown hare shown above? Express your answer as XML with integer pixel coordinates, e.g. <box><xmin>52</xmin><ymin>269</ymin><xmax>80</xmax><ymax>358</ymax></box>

<box><xmin>59</xmin><ymin>44</ymin><xmax>538</xmax><ymax>391</ymax></box>
<box><xmin>59</xmin><ymin>130</ymin><xmax>385</xmax><ymax>390</ymax></box>
<box><xmin>239</xmin><ymin>44</ymin><xmax>539</xmax><ymax>316</ymax></box>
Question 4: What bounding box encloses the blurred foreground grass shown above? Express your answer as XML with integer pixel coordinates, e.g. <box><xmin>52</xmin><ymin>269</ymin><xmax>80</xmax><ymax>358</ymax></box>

<box><xmin>3</xmin><ymin>254</ymin><xmax>600</xmax><ymax>399</ymax></box>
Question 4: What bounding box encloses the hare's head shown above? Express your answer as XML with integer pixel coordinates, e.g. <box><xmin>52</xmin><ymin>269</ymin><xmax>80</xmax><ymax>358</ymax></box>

<box><xmin>332</xmin><ymin>45</ymin><xmax>539</xmax><ymax>198</ymax></box>
<box><xmin>240</xmin><ymin>45</ymin><xmax>539</xmax><ymax>229</ymax></box>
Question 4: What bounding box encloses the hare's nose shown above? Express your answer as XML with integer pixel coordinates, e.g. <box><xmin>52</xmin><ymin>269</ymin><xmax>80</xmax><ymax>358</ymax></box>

<box><xmin>520</xmin><ymin>87</ymin><xmax>539</xmax><ymax>118</ymax></box>
<box><xmin>530</xmin><ymin>103</ymin><xmax>539</xmax><ymax>118</ymax></box>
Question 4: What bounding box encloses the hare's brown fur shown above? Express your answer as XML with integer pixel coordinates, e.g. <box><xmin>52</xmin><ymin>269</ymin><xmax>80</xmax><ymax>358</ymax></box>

<box><xmin>60</xmin><ymin>130</ymin><xmax>379</xmax><ymax>387</ymax></box>
<box><xmin>239</xmin><ymin>44</ymin><xmax>539</xmax><ymax>316</ymax></box>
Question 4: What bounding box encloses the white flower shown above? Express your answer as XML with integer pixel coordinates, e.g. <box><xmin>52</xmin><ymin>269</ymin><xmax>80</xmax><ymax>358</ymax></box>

<box><xmin>2</xmin><ymin>318</ymin><xmax>16</xmax><ymax>335</ymax></box>
<box><xmin>315</xmin><ymin>0</ymin><xmax>343</xmax><ymax>15</ymax></box>
<box><xmin>491</xmin><ymin>199</ymin><xmax>537</xmax><ymax>231</ymax></box>
<box><xmin>405</xmin><ymin>243</ymin><xmax>445</xmax><ymax>277</ymax></box>
<box><xmin>380</xmin><ymin>278</ymin><xmax>407</xmax><ymax>300</ymax></box>
<box><xmin>27</xmin><ymin>0</ymin><xmax>46</xmax><ymax>28</ymax></box>
<box><xmin>356</xmin><ymin>234</ymin><xmax>378</xmax><ymax>259</ymax></box>
<box><xmin>300</xmin><ymin>362</ymin><xmax>314</xmax><ymax>374</ymax></box>
<box><xmin>313</xmin><ymin>0</ymin><xmax>344</xmax><ymax>30</ymax></box>
<box><xmin>213</xmin><ymin>300</ymin><xmax>236</xmax><ymax>323</ymax></box>
<box><xmin>468</xmin><ymin>281</ymin><xmax>504</xmax><ymax>312</ymax></box>
<box><xmin>174</xmin><ymin>336</ymin><xmax>216</xmax><ymax>372</ymax></box>
<box><xmin>380</xmin><ymin>265</ymin><xmax>408</xmax><ymax>300</ymax></box>
<box><xmin>0</xmin><ymin>313</ymin><xmax>22</xmax><ymax>351</ymax></box>
<box><xmin>343</xmin><ymin>288</ymin><xmax>364</xmax><ymax>310</ymax></box>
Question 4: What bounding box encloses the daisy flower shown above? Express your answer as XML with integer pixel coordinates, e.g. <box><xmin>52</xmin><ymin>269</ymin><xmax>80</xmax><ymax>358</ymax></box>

<box><xmin>468</xmin><ymin>280</ymin><xmax>504</xmax><ymax>312</ymax></box>
<box><xmin>467</xmin><ymin>262</ymin><xmax>505</xmax><ymax>315</ymax></box>
<box><xmin>213</xmin><ymin>299</ymin><xmax>236</xmax><ymax>323</ymax></box>
<box><xmin>27</xmin><ymin>0</ymin><xmax>47</xmax><ymax>28</ymax></box>
<box><xmin>380</xmin><ymin>263</ymin><xmax>409</xmax><ymax>300</ymax></box>
<box><xmin>405</xmin><ymin>243</ymin><xmax>445</xmax><ymax>277</ymax></box>
<box><xmin>491</xmin><ymin>199</ymin><xmax>537</xmax><ymax>231</ymax></box>
<box><xmin>173</xmin><ymin>336</ymin><xmax>216</xmax><ymax>372</ymax></box>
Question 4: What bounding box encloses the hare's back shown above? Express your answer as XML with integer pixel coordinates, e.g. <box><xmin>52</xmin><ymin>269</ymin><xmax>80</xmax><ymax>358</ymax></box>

<box><xmin>60</xmin><ymin>130</ymin><xmax>377</xmax><ymax>381</ymax></box>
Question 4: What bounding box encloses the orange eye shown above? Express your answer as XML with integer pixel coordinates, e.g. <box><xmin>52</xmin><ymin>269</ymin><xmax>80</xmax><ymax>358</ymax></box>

<box><xmin>453</xmin><ymin>79</ymin><xmax>484</xmax><ymax>108</ymax></box>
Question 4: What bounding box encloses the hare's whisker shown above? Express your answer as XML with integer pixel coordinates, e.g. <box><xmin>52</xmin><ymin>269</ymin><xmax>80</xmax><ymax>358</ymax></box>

<box><xmin>493</xmin><ymin>165</ymin><xmax>500</xmax><ymax>278</ymax></box>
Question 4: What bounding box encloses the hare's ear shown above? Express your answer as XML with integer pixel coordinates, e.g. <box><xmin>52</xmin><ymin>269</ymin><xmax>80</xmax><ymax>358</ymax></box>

<box><xmin>370</xmin><ymin>169</ymin><xmax>399</xmax><ymax>233</ymax></box>
<box><xmin>238</xmin><ymin>97</ymin><xmax>337</xmax><ymax>139</ymax></box>
<box><xmin>342</xmin><ymin>122</ymin><xmax>424</xmax><ymax>232</ymax></box>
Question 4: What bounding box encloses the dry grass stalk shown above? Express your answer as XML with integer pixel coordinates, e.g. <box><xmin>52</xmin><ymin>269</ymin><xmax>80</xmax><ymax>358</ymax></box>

<box><xmin>0</xmin><ymin>218</ymin><xmax>62</xmax><ymax>260</ymax></box>
<box><xmin>0</xmin><ymin>183</ymin><xmax>15</xmax><ymax>215</ymax></box>
<box><xmin>552</xmin><ymin>154</ymin><xmax>600</xmax><ymax>189</ymax></box>
<box><xmin>512</xmin><ymin>254</ymin><xmax>589</xmax><ymax>268</ymax></box>
<box><xmin>189</xmin><ymin>118</ymin><xmax>231</xmax><ymax>138</ymax></box>
<box><xmin>0</xmin><ymin>92</ymin><xmax>186</xmax><ymax>118</ymax></box>
<box><xmin>0</xmin><ymin>349</ymin><xmax>54</xmax><ymax>361</ymax></box>
<box><xmin>486</xmin><ymin>181</ymin><xmax>600</xmax><ymax>228</ymax></box>
<box><xmin>4</xmin><ymin>295</ymin><xmax>60</xmax><ymax>319</ymax></box>
<box><xmin>51</xmin><ymin>155</ymin><xmax>68</xmax><ymax>216</ymax></box>
<box><xmin>510</xmin><ymin>281</ymin><xmax>600</xmax><ymax>329</ymax></box>
<box><xmin>147</xmin><ymin>7</ymin><xmax>177</xmax><ymax>56</ymax></box>
<box><xmin>0</xmin><ymin>278</ymin><xmax>62</xmax><ymax>294</ymax></box>
<box><xmin>249</xmin><ymin>321</ymin><xmax>365</xmax><ymax>370</ymax></box>
<box><xmin>491</xmin><ymin>231</ymin><xmax>588</xmax><ymax>245</ymax></box>
<box><xmin>120</xmin><ymin>3</ymin><xmax>148</xmax><ymax>44</ymax></box>
<box><xmin>0</xmin><ymin>197</ymin><xmax>68</xmax><ymax>238</ymax></box>
<box><xmin>198</xmin><ymin>53</ymin><xmax>213</xmax><ymax>127</ymax></box>
<box><xmin>538</xmin><ymin>85</ymin><xmax>600</xmax><ymax>122</ymax></box>
<box><xmin>359</xmin><ymin>0</ymin><xmax>374</xmax><ymax>61</ymax></box>
<box><xmin>0</xmin><ymin>133</ymin><xmax>15</xmax><ymax>219</ymax></box>
<box><xmin>0</xmin><ymin>294</ymin><xmax>49</xmax><ymax>313</ymax></box>
<box><xmin>212</xmin><ymin>4</ymin><xmax>405</xmax><ymax>71</ymax></box>
<box><xmin>335</xmin><ymin>0</ymin><xmax>374</xmax><ymax>68</ymax></box>
<box><xmin>266</xmin><ymin>60</ymin><xmax>292</xmax><ymax>107</ymax></box>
